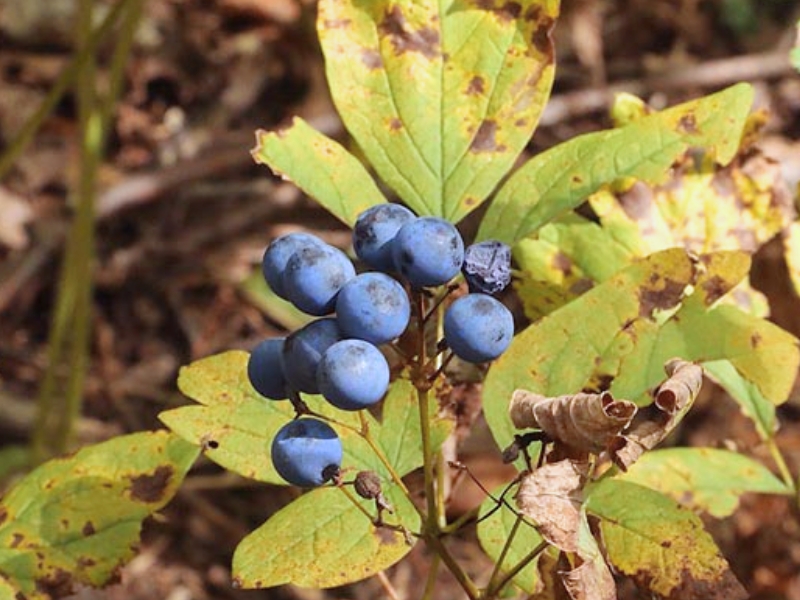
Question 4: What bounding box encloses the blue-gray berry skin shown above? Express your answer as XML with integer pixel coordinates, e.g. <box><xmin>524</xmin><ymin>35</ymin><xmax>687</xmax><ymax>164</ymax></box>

<box><xmin>247</xmin><ymin>338</ymin><xmax>288</xmax><ymax>400</ymax></box>
<box><xmin>271</xmin><ymin>418</ymin><xmax>342</xmax><ymax>487</ymax></box>
<box><xmin>462</xmin><ymin>240</ymin><xmax>512</xmax><ymax>295</ymax></box>
<box><xmin>317</xmin><ymin>340</ymin><xmax>390</xmax><ymax>411</ymax></box>
<box><xmin>353</xmin><ymin>204</ymin><xmax>416</xmax><ymax>271</ymax></box>
<box><xmin>262</xmin><ymin>233</ymin><xmax>324</xmax><ymax>299</ymax></box>
<box><xmin>392</xmin><ymin>217</ymin><xmax>465</xmax><ymax>288</ymax></box>
<box><xmin>282</xmin><ymin>318</ymin><xmax>343</xmax><ymax>394</ymax></box>
<box><xmin>444</xmin><ymin>294</ymin><xmax>514</xmax><ymax>363</ymax></box>
<box><xmin>336</xmin><ymin>273</ymin><xmax>410</xmax><ymax>345</ymax></box>
<box><xmin>283</xmin><ymin>244</ymin><xmax>356</xmax><ymax>315</ymax></box>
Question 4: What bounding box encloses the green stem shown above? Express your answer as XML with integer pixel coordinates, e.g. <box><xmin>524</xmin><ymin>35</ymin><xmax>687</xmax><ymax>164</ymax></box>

<box><xmin>766</xmin><ymin>436</ymin><xmax>796</xmax><ymax>493</ymax></box>
<box><xmin>484</xmin><ymin>540</ymin><xmax>549</xmax><ymax>599</ymax></box>
<box><xmin>0</xmin><ymin>0</ymin><xmax>127</xmax><ymax>180</ymax></box>
<box><xmin>425</xmin><ymin>534</ymin><xmax>481</xmax><ymax>600</ymax></box>
<box><xmin>421</xmin><ymin>553</ymin><xmax>441</xmax><ymax>600</ymax></box>
<box><xmin>485</xmin><ymin>514</ymin><xmax>522</xmax><ymax>593</ymax></box>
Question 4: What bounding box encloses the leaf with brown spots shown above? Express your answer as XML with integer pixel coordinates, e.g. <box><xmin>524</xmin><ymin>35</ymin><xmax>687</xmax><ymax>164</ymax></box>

<box><xmin>232</xmin><ymin>483</ymin><xmax>419</xmax><ymax>589</ymax></box>
<box><xmin>317</xmin><ymin>0</ymin><xmax>559</xmax><ymax>222</ymax></box>
<box><xmin>478</xmin><ymin>84</ymin><xmax>754</xmax><ymax>243</ymax></box>
<box><xmin>585</xmin><ymin>479</ymin><xmax>747</xmax><ymax>600</ymax></box>
<box><xmin>251</xmin><ymin>117</ymin><xmax>386</xmax><ymax>227</ymax></box>
<box><xmin>617</xmin><ymin>447</ymin><xmax>791</xmax><ymax>518</ymax></box>
<box><xmin>0</xmin><ymin>431</ymin><xmax>197</xmax><ymax>599</ymax></box>
<box><xmin>509</xmin><ymin>389</ymin><xmax>636</xmax><ymax>456</ymax></box>
<box><xmin>482</xmin><ymin>248</ymin><xmax>698</xmax><ymax>453</ymax></box>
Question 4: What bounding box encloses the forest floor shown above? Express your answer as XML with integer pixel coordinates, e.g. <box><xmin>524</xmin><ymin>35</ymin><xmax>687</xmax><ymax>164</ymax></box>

<box><xmin>2</xmin><ymin>0</ymin><xmax>800</xmax><ymax>598</ymax></box>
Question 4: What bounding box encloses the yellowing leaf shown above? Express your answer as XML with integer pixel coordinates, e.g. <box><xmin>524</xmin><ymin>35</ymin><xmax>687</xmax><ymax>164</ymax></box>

<box><xmin>617</xmin><ymin>448</ymin><xmax>791</xmax><ymax>518</ymax></box>
<box><xmin>585</xmin><ymin>479</ymin><xmax>747</xmax><ymax>600</ymax></box>
<box><xmin>483</xmin><ymin>248</ymin><xmax>698</xmax><ymax>449</ymax></box>
<box><xmin>252</xmin><ymin>117</ymin><xmax>386</xmax><ymax>226</ymax></box>
<box><xmin>478</xmin><ymin>83</ymin><xmax>754</xmax><ymax>243</ymax></box>
<box><xmin>0</xmin><ymin>432</ymin><xmax>198</xmax><ymax>598</ymax></box>
<box><xmin>232</xmin><ymin>483</ymin><xmax>418</xmax><ymax>588</ymax></box>
<box><xmin>318</xmin><ymin>0</ymin><xmax>559</xmax><ymax>222</ymax></box>
<box><xmin>161</xmin><ymin>352</ymin><xmax>449</xmax><ymax>484</ymax></box>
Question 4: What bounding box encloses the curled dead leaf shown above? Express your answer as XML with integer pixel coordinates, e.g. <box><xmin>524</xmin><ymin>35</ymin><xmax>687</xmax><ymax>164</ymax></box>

<box><xmin>516</xmin><ymin>460</ymin><xmax>588</xmax><ymax>553</ymax></box>
<box><xmin>610</xmin><ymin>359</ymin><xmax>704</xmax><ymax>470</ymax></box>
<box><xmin>510</xmin><ymin>389</ymin><xmax>637</xmax><ymax>455</ymax></box>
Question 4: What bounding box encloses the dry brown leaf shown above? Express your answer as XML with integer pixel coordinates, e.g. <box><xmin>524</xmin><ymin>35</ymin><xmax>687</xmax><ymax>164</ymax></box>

<box><xmin>610</xmin><ymin>359</ymin><xmax>704</xmax><ymax>470</ymax></box>
<box><xmin>561</xmin><ymin>556</ymin><xmax>616</xmax><ymax>600</ymax></box>
<box><xmin>516</xmin><ymin>460</ymin><xmax>588</xmax><ymax>552</ymax></box>
<box><xmin>510</xmin><ymin>389</ymin><xmax>637</xmax><ymax>455</ymax></box>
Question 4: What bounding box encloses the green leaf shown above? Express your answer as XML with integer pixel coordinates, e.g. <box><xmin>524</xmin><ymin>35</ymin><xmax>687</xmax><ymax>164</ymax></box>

<box><xmin>477</xmin><ymin>495</ymin><xmax>543</xmax><ymax>594</ymax></box>
<box><xmin>233</xmin><ymin>482</ymin><xmax>418</xmax><ymax>588</ymax></box>
<box><xmin>318</xmin><ymin>0</ymin><xmax>559</xmax><ymax>222</ymax></box>
<box><xmin>483</xmin><ymin>248</ymin><xmax>697</xmax><ymax>450</ymax></box>
<box><xmin>702</xmin><ymin>360</ymin><xmax>776</xmax><ymax>440</ymax></box>
<box><xmin>617</xmin><ymin>448</ymin><xmax>791</xmax><ymax>518</ymax></box>
<box><xmin>0</xmin><ymin>431</ymin><xmax>198</xmax><ymax>598</ymax></box>
<box><xmin>162</xmin><ymin>352</ymin><xmax>448</xmax><ymax>483</ymax></box>
<box><xmin>477</xmin><ymin>83</ymin><xmax>754</xmax><ymax>243</ymax></box>
<box><xmin>585</xmin><ymin>479</ymin><xmax>747</xmax><ymax>600</ymax></box>
<box><xmin>252</xmin><ymin>117</ymin><xmax>386</xmax><ymax>226</ymax></box>
<box><xmin>513</xmin><ymin>214</ymin><xmax>634</xmax><ymax>319</ymax></box>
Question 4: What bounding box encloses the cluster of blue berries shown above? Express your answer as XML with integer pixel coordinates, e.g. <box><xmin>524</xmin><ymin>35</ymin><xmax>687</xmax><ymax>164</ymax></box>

<box><xmin>248</xmin><ymin>203</ymin><xmax>514</xmax><ymax>487</ymax></box>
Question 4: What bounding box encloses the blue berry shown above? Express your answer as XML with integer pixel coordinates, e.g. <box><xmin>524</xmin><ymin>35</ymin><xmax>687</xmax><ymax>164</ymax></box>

<box><xmin>353</xmin><ymin>204</ymin><xmax>416</xmax><ymax>271</ymax></box>
<box><xmin>392</xmin><ymin>217</ymin><xmax>464</xmax><ymax>288</ymax></box>
<box><xmin>444</xmin><ymin>294</ymin><xmax>514</xmax><ymax>363</ymax></box>
<box><xmin>283</xmin><ymin>244</ymin><xmax>356</xmax><ymax>315</ymax></box>
<box><xmin>317</xmin><ymin>340</ymin><xmax>390</xmax><ymax>411</ymax></box>
<box><xmin>262</xmin><ymin>233</ymin><xmax>324</xmax><ymax>299</ymax></box>
<box><xmin>336</xmin><ymin>273</ymin><xmax>410</xmax><ymax>345</ymax></box>
<box><xmin>271</xmin><ymin>418</ymin><xmax>342</xmax><ymax>487</ymax></box>
<box><xmin>462</xmin><ymin>240</ymin><xmax>512</xmax><ymax>294</ymax></box>
<box><xmin>282</xmin><ymin>318</ymin><xmax>343</xmax><ymax>394</ymax></box>
<box><xmin>247</xmin><ymin>338</ymin><xmax>288</xmax><ymax>400</ymax></box>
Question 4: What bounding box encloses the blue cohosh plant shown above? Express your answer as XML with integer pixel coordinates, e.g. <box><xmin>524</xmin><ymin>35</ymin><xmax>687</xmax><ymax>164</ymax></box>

<box><xmin>1</xmin><ymin>1</ymin><xmax>800</xmax><ymax>599</ymax></box>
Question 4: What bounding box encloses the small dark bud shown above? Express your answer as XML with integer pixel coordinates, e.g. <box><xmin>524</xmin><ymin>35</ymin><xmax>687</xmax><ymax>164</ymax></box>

<box><xmin>322</xmin><ymin>464</ymin><xmax>341</xmax><ymax>484</ymax></box>
<box><xmin>462</xmin><ymin>240</ymin><xmax>512</xmax><ymax>295</ymax></box>
<box><xmin>501</xmin><ymin>440</ymin><xmax>521</xmax><ymax>464</ymax></box>
<box><xmin>354</xmin><ymin>470</ymin><xmax>383</xmax><ymax>499</ymax></box>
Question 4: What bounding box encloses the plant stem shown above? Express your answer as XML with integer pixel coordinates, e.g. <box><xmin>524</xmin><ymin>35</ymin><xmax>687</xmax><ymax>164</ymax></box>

<box><xmin>425</xmin><ymin>534</ymin><xmax>481</xmax><ymax>600</ymax></box>
<box><xmin>484</xmin><ymin>540</ymin><xmax>549</xmax><ymax>599</ymax></box>
<box><xmin>421</xmin><ymin>553</ymin><xmax>441</xmax><ymax>600</ymax></box>
<box><xmin>0</xmin><ymin>0</ymin><xmax>127</xmax><ymax>180</ymax></box>
<box><xmin>766</xmin><ymin>436</ymin><xmax>796</xmax><ymax>492</ymax></box>
<box><xmin>485</xmin><ymin>514</ymin><xmax>522</xmax><ymax>593</ymax></box>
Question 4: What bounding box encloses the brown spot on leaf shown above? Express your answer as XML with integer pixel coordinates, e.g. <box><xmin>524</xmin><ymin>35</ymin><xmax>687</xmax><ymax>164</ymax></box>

<box><xmin>514</xmin><ymin>118</ymin><xmax>527</xmax><ymax>127</ymax></box>
<box><xmin>10</xmin><ymin>533</ymin><xmax>23</xmax><ymax>548</ymax></box>
<box><xmin>466</xmin><ymin>75</ymin><xmax>485</xmax><ymax>96</ymax></box>
<box><xmin>389</xmin><ymin>118</ymin><xmax>403</xmax><ymax>131</ymax></box>
<box><xmin>82</xmin><ymin>521</ymin><xmax>96</xmax><ymax>536</ymax></box>
<box><xmin>639</xmin><ymin>278</ymin><xmax>687</xmax><ymax>317</ymax></box>
<box><xmin>35</xmin><ymin>569</ymin><xmax>73</xmax><ymax>598</ymax></box>
<box><xmin>639</xmin><ymin>566</ymin><xmax>748</xmax><ymax>600</ymax></box>
<box><xmin>531</xmin><ymin>18</ymin><xmax>556</xmax><ymax>56</ymax></box>
<box><xmin>677</xmin><ymin>114</ymin><xmax>699</xmax><ymax>135</ymax></box>
<box><xmin>464</xmin><ymin>196</ymin><xmax>478</xmax><ymax>207</ymax></box>
<box><xmin>751</xmin><ymin>332</ymin><xmax>762</xmax><ymax>348</ymax></box>
<box><xmin>375</xmin><ymin>526</ymin><xmax>398</xmax><ymax>545</ymax></box>
<box><xmin>583</xmin><ymin>373</ymin><xmax>615</xmax><ymax>394</ymax></box>
<box><xmin>524</xmin><ymin>5</ymin><xmax>542</xmax><ymax>21</ymax></box>
<box><xmin>701</xmin><ymin>275</ymin><xmax>728</xmax><ymax>305</ymax></box>
<box><xmin>0</xmin><ymin>506</ymin><xmax>7</xmax><ymax>525</ymax></box>
<box><xmin>15</xmin><ymin>592</ymin><xmax>27</xmax><ymax>600</ymax></box>
<box><xmin>379</xmin><ymin>6</ymin><xmax>439</xmax><ymax>59</ymax></box>
<box><xmin>77</xmin><ymin>556</ymin><xmax>96</xmax><ymax>568</ymax></box>
<box><xmin>552</xmin><ymin>252</ymin><xmax>573</xmax><ymax>275</ymax></box>
<box><xmin>470</xmin><ymin>119</ymin><xmax>506</xmax><ymax>153</ymax></box>
<box><xmin>572</xmin><ymin>175</ymin><xmax>583</xmax><ymax>184</ymax></box>
<box><xmin>323</xmin><ymin>18</ymin><xmax>351</xmax><ymax>29</ymax></box>
<box><xmin>129</xmin><ymin>465</ymin><xmax>174</xmax><ymax>503</ymax></box>
<box><xmin>361</xmin><ymin>48</ymin><xmax>382</xmax><ymax>70</ymax></box>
